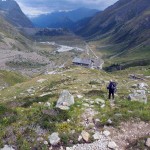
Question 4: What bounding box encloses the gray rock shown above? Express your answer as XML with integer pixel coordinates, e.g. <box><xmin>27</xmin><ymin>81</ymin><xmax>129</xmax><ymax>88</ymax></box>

<box><xmin>83</xmin><ymin>103</ymin><xmax>90</xmax><ymax>107</ymax></box>
<box><xmin>37</xmin><ymin>137</ymin><xmax>44</xmax><ymax>142</ymax></box>
<box><xmin>48</xmin><ymin>132</ymin><xmax>60</xmax><ymax>146</ymax></box>
<box><xmin>81</xmin><ymin>130</ymin><xmax>90</xmax><ymax>142</ymax></box>
<box><xmin>37</xmin><ymin>79</ymin><xmax>47</xmax><ymax>83</ymax></box>
<box><xmin>146</xmin><ymin>138</ymin><xmax>150</xmax><ymax>147</ymax></box>
<box><xmin>56</xmin><ymin>90</ymin><xmax>74</xmax><ymax>110</ymax></box>
<box><xmin>27</xmin><ymin>88</ymin><xmax>35</xmax><ymax>94</ymax></box>
<box><xmin>0</xmin><ymin>145</ymin><xmax>15</xmax><ymax>150</ymax></box>
<box><xmin>131</xmin><ymin>84</ymin><xmax>137</xmax><ymax>88</ymax></box>
<box><xmin>78</xmin><ymin>135</ymin><xmax>82</xmax><ymax>141</ymax></box>
<box><xmin>77</xmin><ymin>95</ymin><xmax>83</xmax><ymax>99</ymax></box>
<box><xmin>107</xmin><ymin>119</ymin><xmax>112</xmax><ymax>124</ymax></box>
<box><xmin>138</xmin><ymin>83</ymin><xmax>148</xmax><ymax>90</ymax></box>
<box><xmin>44</xmin><ymin>141</ymin><xmax>48</xmax><ymax>145</ymax></box>
<box><xmin>44</xmin><ymin>102</ymin><xmax>51</xmax><ymax>107</ymax></box>
<box><xmin>108</xmin><ymin>141</ymin><xmax>118</xmax><ymax>149</ymax></box>
<box><xmin>103</xmin><ymin>130</ymin><xmax>111</xmax><ymax>137</ymax></box>
<box><xmin>39</xmin><ymin>92</ymin><xmax>52</xmax><ymax>97</ymax></box>
<box><xmin>95</xmin><ymin>98</ymin><xmax>105</xmax><ymax>104</ymax></box>
<box><xmin>128</xmin><ymin>90</ymin><xmax>147</xmax><ymax>104</ymax></box>
<box><xmin>101</xmin><ymin>104</ymin><xmax>105</xmax><ymax>108</ymax></box>
<box><xmin>92</xmin><ymin>85</ymin><xmax>97</xmax><ymax>89</ymax></box>
<box><xmin>93</xmin><ymin>132</ymin><xmax>102</xmax><ymax>140</ymax></box>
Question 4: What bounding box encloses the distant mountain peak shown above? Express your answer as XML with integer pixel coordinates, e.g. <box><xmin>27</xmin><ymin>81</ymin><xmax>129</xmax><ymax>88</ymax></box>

<box><xmin>31</xmin><ymin>7</ymin><xmax>99</xmax><ymax>29</ymax></box>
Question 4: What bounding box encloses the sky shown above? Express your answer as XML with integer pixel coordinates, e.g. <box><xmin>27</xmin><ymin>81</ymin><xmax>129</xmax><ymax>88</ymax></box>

<box><xmin>15</xmin><ymin>0</ymin><xmax>118</xmax><ymax>18</ymax></box>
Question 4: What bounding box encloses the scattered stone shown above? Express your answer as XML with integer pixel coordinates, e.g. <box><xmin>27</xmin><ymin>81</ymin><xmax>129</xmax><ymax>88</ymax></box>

<box><xmin>92</xmin><ymin>85</ymin><xmax>97</xmax><ymax>89</ymax></box>
<box><xmin>44</xmin><ymin>141</ymin><xmax>48</xmax><ymax>145</ymax></box>
<box><xmin>95</xmin><ymin>119</ymin><xmax>101</xmax><ymax>127</ymax></box>
<box><xmin>39</xmin><ymin>92</ymin><xmax>52</xmax><ymax>97</ymax></box>
<box><xmin>66</xmin><ymin>147</ymin><xmax>72</xmax><ymax>150</ymax></box>
<box><xmin>27</xmin><ymin>87</ymin><xmax>35</xmax><ymax>94</ymax></box>
<box><xmin>95</xmin><ymin>98</ymin><xmax>105</xmax><ymax>104</ymax></box>
<box><xmin>56</xmin><ymin>90</ymin><xmax>74</xmax><ymax>110</ymax></box>
<box><xmin>81</xmin><ymin>130</ymin><xmax>90</xmax><ymax>142</ymax></box>
<box><xmin>37</xmin><ymin>137</ymin><xmax>44</xmax><ymax>142</ymax></box>
<box><xmin>45</xmin><ymin>102</ymin><xmax>51</xmax><ymax>107</ymax></box>
<box><xmin>78</xmin><ymin>135</ymin><xmax>82</xmax><ymax>141</ymax></box>
<box><xmin>107</xmin><ymin>119</ymin><xmax>112</xmax><ymax>124</ymax></box>
<box><xmin>37</xmin><ymin>79</ymin><xmax>47</xmax><ymax>83</ymax></box>
<box><xmin>0</xmin><ymin>145</ymin><xmax>15</xmax><ymax>150</ymax></box>
<box><xmin>131</xmin><ymin>84</ymin><xmax>137</xmax><ymax>88</ymax></box>
<box><xmin>77</xmin><ymin>95</ymin><xmax>83</xmax><ymax>99</ymax></box>
<box><xmin>60</xmin><ymin>146</ymin><xmax>64</xmax><ymax>150</ymax></box>
<box><xmin>103</xmin><ymin>130</ymin><xmax>111</xmax><ymax>137</ymax></box>
<box><xmin>108</xmin><ymin>141</ymin><xmax>118</xmax><ymax>149</ymax></box>
<box><xmin>101</xmin><ymin>104</ymin><xmax>105</xmax><ymax>108</ymax></box>
<box><xmin>146</xmin><ymin>138</ymin><xmax>150</xmax><ymax>147</ymax></box>
<box><xmin>83</xmin><ymin>103</ymin><xmax>90</xmax><ymax>107</ymax></box>
<box><xmin>93</xmin><ymin>132</ymin><xmax>102</xmax><ymax>140</ymax></box>
<box><xmin>48</xmin><ymin>132</ymin><xmax>60</xmax><ymax>146</ymax></box>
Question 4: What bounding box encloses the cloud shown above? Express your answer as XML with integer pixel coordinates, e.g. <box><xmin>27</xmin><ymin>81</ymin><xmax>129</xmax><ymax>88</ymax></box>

<box><xmin>16</xmin><ymin>0</ymin><xmax>118</xmax><ymax>17</ymax></box>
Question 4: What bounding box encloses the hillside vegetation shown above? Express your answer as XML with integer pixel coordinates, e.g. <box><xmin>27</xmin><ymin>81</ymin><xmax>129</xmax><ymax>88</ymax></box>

<box><xmin>0</xmin><ymin>66</ymin><xmax>150</xmax><ymax>149</ymax></box>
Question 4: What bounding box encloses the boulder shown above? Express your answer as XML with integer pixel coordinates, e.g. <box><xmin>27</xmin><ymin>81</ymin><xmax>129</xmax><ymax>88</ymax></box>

<box><xmin>108</xmin><ymin>141</ymin><xmax>118</xmax><ymax>149</ymax></box>
<box><xmin>48</xmin><ymin>132</ymin><xmax>60</xmax><ymax>146</ymax></box>
<box><xmin>56</xmin><ymin>90</ymin><xmax>74</xmax><ymax>110</ymax></box>
<box><xmin>128</xmin><ymin>90</ymin><xmax>147</xmax><ymax>104</ymax></box>
<box><xmin>146</xmin><ymin>138</ymin><xmax>150</xmax><ymax>147</ymax></box>
<box><xmin>81</xmin><ymin>130</ymin><xmax>90</xmax><ymax>142</ymax></box>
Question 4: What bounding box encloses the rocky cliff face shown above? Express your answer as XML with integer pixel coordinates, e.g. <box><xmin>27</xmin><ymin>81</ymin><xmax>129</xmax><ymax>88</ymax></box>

<box><xmin>0</xmin><ymin>0</ymin><xmax>33</xmax><ymax>27</ymax></box>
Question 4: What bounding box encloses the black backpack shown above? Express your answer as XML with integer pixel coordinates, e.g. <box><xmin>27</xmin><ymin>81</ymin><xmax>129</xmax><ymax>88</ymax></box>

<box><xmin>110</xmin><ymin>82</ymin><xmax>116</xmax><ymax>91</ymax></box>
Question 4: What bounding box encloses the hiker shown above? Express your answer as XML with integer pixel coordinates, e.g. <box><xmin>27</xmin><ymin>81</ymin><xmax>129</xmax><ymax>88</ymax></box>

<box><xmin>107</xmin><ymin>80</ymin><xmax>117</xmax><ymax>100</ymax></box>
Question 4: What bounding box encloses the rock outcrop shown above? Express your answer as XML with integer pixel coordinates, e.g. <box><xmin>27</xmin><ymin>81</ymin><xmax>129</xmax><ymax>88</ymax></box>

<box><xmin>56</xmin><ymin>90</ymin><xmax>74</xmax><ymax>110</ymax></box>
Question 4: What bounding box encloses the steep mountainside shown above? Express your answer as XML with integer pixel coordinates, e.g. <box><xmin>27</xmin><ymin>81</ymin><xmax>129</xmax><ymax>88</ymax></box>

<box><xmin>0</xmin><ymin>0</ymin><xmax>33</xmax><ymax>27</ymax></box>
<box><xmin>31</xmin><ymin>8</ymin><xmax>98</xmax><ymax>29</ymax></box>
<box><xmin>78</xmin><ymin>0</ymin><xmax>150</xmax><ymax>39</ymax></box>
<box><xmin>77</xmin><ymin>0</ymin><xmax>150</xmax><ymax>67</ymax></box>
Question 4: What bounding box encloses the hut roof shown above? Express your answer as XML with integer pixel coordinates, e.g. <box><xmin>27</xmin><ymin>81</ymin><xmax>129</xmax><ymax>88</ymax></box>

<box><xmin>72</xmin><ymin>57</ymin><xmax>91</xmax><ymax>65</ymax></box>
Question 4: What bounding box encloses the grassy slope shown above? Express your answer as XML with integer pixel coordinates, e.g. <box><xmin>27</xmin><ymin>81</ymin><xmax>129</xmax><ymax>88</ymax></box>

<box><xmin>0</xmin><ymin>70</ymin><xmax>28</xmax><ymax>87</ymax></box>
<box><xmin>0</xmin><ymin>66</ymin><xmax>149</xmax><ymax>149</ymax></box>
